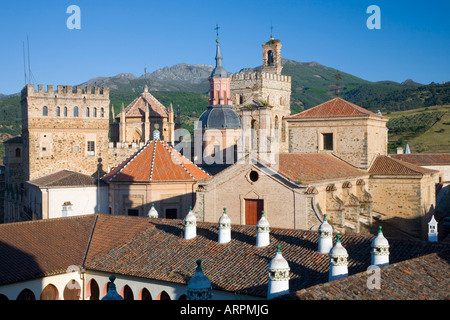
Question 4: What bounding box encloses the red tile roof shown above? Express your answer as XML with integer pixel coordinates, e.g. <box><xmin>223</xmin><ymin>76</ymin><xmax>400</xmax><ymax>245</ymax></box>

<box><xmin>390</xmin><ymin>153</ymin><xmax>450</xmax><ymax>166</ymax></box>
<box><xmin>288</xmin><ymin>97</ymin><xmax>383</xmax><ymax>119</ymax></box>
<box><xmin>27</xmin><ymin>170</ymin><xmax>101</xmax><ymax>187</ymax></box>
<box><xmin>0</xmin><ymin>214</ymin><xmax>447</xmax><ymax>298</ymax></box>
<box><xmin>369</xmin><ymin>155</ymin><xmax>438</xmax><ymax>176</ymax></box>
<box><xmin>102</xmin><ymin>140</ymin><xmax>210</xmax><ymax>182</ymax></box>
<box><xmin>280</xmin><ymin>249</ymin><xmax>450</xmax><ymax>300</ymax></box>
<box><xmin>118</xmin><ymin>90</ymin><xmax>168</xmax><ymax>118</ymax></box>
<box><xmin>275</xmin><ymin>153</ymin><xmax>368</xmax><ymax>183</ymax></box>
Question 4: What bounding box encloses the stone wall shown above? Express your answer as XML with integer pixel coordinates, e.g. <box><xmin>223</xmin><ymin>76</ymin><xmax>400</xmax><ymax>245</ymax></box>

<box><xmin>287</xmin><ymin>117</ymin><xmax>388</xmax><ymax>169</ymax></box>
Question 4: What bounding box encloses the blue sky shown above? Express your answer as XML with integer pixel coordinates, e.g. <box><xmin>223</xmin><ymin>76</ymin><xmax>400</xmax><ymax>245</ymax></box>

<box><xmin>0</xmin><ymin>0</ymin><xmax>449</xmax><ymax>94</ymax></box>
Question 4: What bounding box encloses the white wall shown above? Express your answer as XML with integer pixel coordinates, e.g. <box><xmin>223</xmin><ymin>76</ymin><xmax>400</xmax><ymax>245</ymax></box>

<box><xmin>47</xmin><ymin>186</ymin><xmax>109</xmax><ymax>218</ymax></box>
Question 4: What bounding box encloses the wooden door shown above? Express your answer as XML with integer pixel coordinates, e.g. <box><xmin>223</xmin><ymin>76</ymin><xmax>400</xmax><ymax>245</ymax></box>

<box><xmin>245</xmin><ymin>199</ymin><xmax>264</xmax><ymax>225</ymax></box>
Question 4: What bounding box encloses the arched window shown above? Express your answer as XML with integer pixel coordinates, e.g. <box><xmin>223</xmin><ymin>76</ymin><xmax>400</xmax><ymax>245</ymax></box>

<box><xmin>86</xmin><ymin>107</ymin><xmax>90</xmax><ymax>117</ymax></box>
<box><xmin>157</xmin><ymin>291</ymin><xmax>171</xmax><ymax>300</ymax></box>
<box><xmin>63</xmin><ymin>279</ymin><xmax>81</xmax><ymax>300</ymax></box>
<box><xmin>100</xmin><ymin>107</ymin><xmax>104</xmax><ymax>117</ymax></box>
<box><xmin>15</xmin><ymin>148</ymin><xmax>21</xmax><ymax>158</ymax></box>
<box><xmin>268</xmin><ymin>50</ymin><xmax>274</xmax><ymax>66</ymax></box>
<box><xmin>93</xmin><ymin>107</ymin><xmax>97</xmax><ymax>117</ymax></box>
<box><xmin>74</xmin><ymin>106</ymin><xmax>79</xmax><ymax>117</ymax></box>
<box><xmin>42</xmin><ymin>106</ymin><xmax>48</xmax><ymax>116</ymax></box>
<box><xmin>40</xmin><ymin>284</ymin><xmax>59</xmax><ymax>300</ymax></box>
<box><xmin>138</xmin><ymin>288</ymin><xmax>152</xmax><ymax>300</ymax></box>
<box><xmin>87</xmin><ymin>279</ymin><xmax>100</xmax><ymax>300</ymax></box>
<box><xmin>178</xmin><ymin>294</ymin><xmax>187</xmax><ymax>300</ymax></box>
<box><xmin>64</xmin><ymin>106</ymin><xmax>68</xmax><ymax>117</ymax></box>
<box><xmin>16</xmin><ymin>289</ymin><xmax>36</xmax><ymax>300</ymax></box>
<box><xmin>239</xmin><ymin>94</ymin><xmax>244</xmax><ymax>104</ymax></box>
<box><xmin>56</xmin><ymin>106</ymin><xmax>60</xmax><ymax>117</ymax></box>
<box><xmin>120</xmin><ymin>285</ymin><xmax>134</xmax><ymax>300</ymax></box>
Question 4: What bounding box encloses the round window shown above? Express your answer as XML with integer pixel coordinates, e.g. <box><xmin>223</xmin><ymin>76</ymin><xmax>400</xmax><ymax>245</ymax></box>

<box><xmin>249</xmin><ymin>170</ymin><xmax>259</xmax><ymax>182</ymax></box>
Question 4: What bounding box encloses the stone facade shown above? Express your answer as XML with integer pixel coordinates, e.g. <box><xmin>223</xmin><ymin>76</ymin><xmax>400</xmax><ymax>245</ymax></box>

<box><xmin>287</xmin><ymin>116</ymin><xmax>388</xmax><ymax>169</ymax></box>
<box><xmin>230</xmin><ymin>36</ymin><xmax>292</xmax><ymax>153</ymax></box>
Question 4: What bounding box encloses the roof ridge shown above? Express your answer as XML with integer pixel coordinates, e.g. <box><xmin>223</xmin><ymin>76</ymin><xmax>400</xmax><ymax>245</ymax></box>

<box><xmin>149</xmin><ymin>140</ymin><xmax>157</xmax><ymax>180</ymax></box>
<box><xmin>161</xmin><ymin>140</ymin><xmax>211</xmax><ymax>177</ymax></box>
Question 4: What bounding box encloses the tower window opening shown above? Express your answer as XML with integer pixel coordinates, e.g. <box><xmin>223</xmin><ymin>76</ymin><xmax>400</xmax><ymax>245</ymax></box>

<box><xmin>56</xmin><ymin>106</ymin><xmax>60</xmax><ymax>117</ymax></box>
<box><xmin>74</xmin><ymin>106</ymin><xmax>79</xmax><ymax>117</ymax></box>
<box><xmin>268</xmin><ymin>50</ymin><xmax>274</xmax><ymax>66</ymax></box>
<box><xmin>43</xmin><ymin>106</ymin><xmax>48</xmax><ymax>116</ymax></box>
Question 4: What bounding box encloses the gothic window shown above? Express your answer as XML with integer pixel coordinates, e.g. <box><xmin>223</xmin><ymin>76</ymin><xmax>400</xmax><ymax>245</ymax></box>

<box><xmin>74</xmin><ymin>106</ymin><xmax>79</xmax><ymax>117</ymax></box>
<box><xmin>15</xmin><ymin>148</ymin><xmax>21</xmax><ymax>157</ymax></box>
<box><xmin>56</xmin><ymin>106</ymin><xmax>60</xmax><ymax>117</ymax></box>
<box><xmin>87</xmin><ymin>141</ymin><xmax>95</xmax><ymax>156</ymax></box>
<box><xmin>268</xmin><ymin>50</ymin><xmax>274</xmax><ymax>66</ymax></box>
<box><xmin>93</xmin><ymin>108</ymin><xmax>97</xmax><ymax>117</ymax></box>
<box><xmin>100</xmin><ymin>108</ymin><xmax>104</xmax><ymax>117</ymax></box>
<box><xmin>64</xmin><ymin>106</ymin><xmax>68</xmax><ymax>117</ymax></box>
<box><xmin>86</xmin><ymin>107</ymin><xmax>90</xmax><ymax>117</ymax></box>
<box><xmin>42</xmin><ymin>106</ymin><xmax>48</xmax><ymax>116</ymax></box>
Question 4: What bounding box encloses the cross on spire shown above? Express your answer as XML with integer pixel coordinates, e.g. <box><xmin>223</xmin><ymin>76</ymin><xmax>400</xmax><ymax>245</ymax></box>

<box><xmin>214</xmin><ymin>24</ymin><xmax>220</xmax><ymax>42</ymax></box>
<box><xmin>270</xmin><ymin>21</ymin><xmax>274</xmax><ymax>38</ymax></box>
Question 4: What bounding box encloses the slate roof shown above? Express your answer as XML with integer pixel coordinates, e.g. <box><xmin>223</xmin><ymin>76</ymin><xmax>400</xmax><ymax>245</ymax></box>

<box><xmin>275</xmin><ymin>153</ymin><xmax>368</xmax><ymax>184</ymax></box>
<box><xmin>118</xmin><ymin>87</ymin><xmax>168</xmax><ymax>118</ymax></box>
<box><xmin>279</xmin><ymin>248</ymin><xmax>450</xmax><ymax>300</ymax></box>
<box><xmin>0</xmin><ymin>214</ymin><xmax>447</xmax><ymax>298</ymax></box>
<box><xmin>102</xmin><ymin>140</ymin><xmax>210</xmax><ymax>182</ymax></box>
<box><xmin>390</xmin><ymin>153</ymin><xmax>450</xmax><ymax>166</ymax></box>
<box><xmin>27</xmin><ymin>170</ymin><xmax>104</xmax><ymax>187</ymax></box>
<box><xmin>287</xmin><ymin>97</ymin><xmax>383</xmax><ymax>119</ymax></box>
<box><xmin>369</xmin><ymin>155</ymin><xmax>438</xmax><ymax>176</ymax></box>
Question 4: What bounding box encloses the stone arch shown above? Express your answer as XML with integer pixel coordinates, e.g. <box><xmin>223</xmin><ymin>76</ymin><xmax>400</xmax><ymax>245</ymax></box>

<box><xmin>16</xmin><ymin>289</ymin><xmax>36</xmax><ymax>300</ymax></box>
<box><xmin>63</xmin><ymin>279</ymin><xmax>81</xmax><ymax>300</ymax></box>
<box><xmin>86</xmin><ymin>279</ymin><xmax>100</xmax><ymax>300</ymax></box>
<box><xmin>157</xmin><ymin>290</ymin><xmax>171</xmax><ymax>300</ymax></box>
<box><xmin>120</xmin><ymin>284</ymin><xmax>134</xmax><ymax>300</ymax></box>
<box><xmin>267</xmin><ymin>50</ymin><xmax>274</xmax><ymax>66</ymax></box>
<box><xmin>129</xmin><ymin>128</ymin><xmax>142</xmax><ymax>143</ymax></box>
<box><xmin>138</xmin><ymin>288</ymin><xmax>152</xmax><ymax>300</ymax></box>
<box><xmin>40</xmin><ymin>284</ymin><xmax>59</xmax><ymax>300</ymax></box>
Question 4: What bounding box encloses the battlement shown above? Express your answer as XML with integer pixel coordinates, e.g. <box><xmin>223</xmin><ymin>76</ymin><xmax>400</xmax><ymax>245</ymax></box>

<box><xmin>21</xmin><ymin>84</ymin><xmax>110</xmax><ymax>99</ymax></box>
<box><xmin>231</xmin><ymin>71</ymin><xmax>291</xmax><ymax>83</ymax></box>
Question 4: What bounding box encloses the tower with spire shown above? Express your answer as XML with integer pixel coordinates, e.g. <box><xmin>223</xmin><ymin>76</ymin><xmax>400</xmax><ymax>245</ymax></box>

<box><xmin>196</xmin><ymin>25</ymin><xmax>241</xmax><ymax>170</ymax></box>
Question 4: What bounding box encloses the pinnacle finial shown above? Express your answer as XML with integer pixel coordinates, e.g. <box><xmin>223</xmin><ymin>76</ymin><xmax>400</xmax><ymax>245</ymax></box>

<box><xmin>223</xmin><ymin>208</ymin><xmax>226</xmax><ymax>214</ymax></box>
<box><xmin>276</xmin><ymin>244</ymin><xmax>281</xmax><ymax>252</ymax></box>
<box><xmin>378</xmin><ymin>225</ymin><xmax>383</xmax><ymax>233</ymax></box>
<box><xmin>196</xmin><ymin>259</ymin><xmax>202</xmax><ymax>271</ymax></box>
<box><xmin>336</xmin><ymin>234</ymin><xmax>341</xmax><ymax>242</ymax></box>
<box><xmin>214</xmin><ymin>24</ymin><xmax>220</xmax><ymax>42</ymax></box>
<box><xmin>324</xmin><ymin>214</ymin><xmax>327</xmax><ymax>221</ymax></box>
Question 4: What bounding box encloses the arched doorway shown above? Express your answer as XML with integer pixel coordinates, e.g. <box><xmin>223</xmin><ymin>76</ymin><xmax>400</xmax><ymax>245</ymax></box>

<box><xmin>120</xmin><ymin>285</ymin><xmax>134</xmax><ymax>300</ymax></box>
<box><xmin>138</xmin><ymin>288</ymin><xmax>152</xmax><ymax>300</ymax></box>
<box><xmin>40</xmin><ymin>284</ymin><xmax>59</xmax><ymax>300</ymax></box>
<box><xmin>63</xmin><ymin>279</ymin><xmax>81</xmax><ymax>300</ymax></box>
<box><xmin>16</xmin><ymin>289</ymin><xmax>35</xmax><ymax>300</ymax></box>
<box><xmin>0</xmin><ymin>294</ymin><xmax>9</xmax><ymax>300</ymax></box>
<box><xmin>157</xmin><ymin>291</ymin><xmax>171</xmax><ymax>300</ymax></box>
<box><xmin>87</xmin><ymin>279</ymin><xmax>100</xmax><ymax>300</ymax></box>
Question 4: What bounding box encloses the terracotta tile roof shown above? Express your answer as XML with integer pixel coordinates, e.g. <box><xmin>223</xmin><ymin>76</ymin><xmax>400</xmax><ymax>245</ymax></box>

<box><xmin>0</xmin><ymin>214</ymin><xmax>446</xmax><ymax>298</ymax></box>
<box><xmin>280</xmin><ymin>248</ymin><xmax>450</xmax><ymax>300</ymax></box>
<box><xmin>27</xmin><ymin>170</ymin><xmax>103</xmax><ymax>187</ymax></box>
<box><xmin>118</xmin><ymin>90</ymin><xmax>168</xmax><ymax>118</ymax></box>
<box><xmin>390</xmin><ymin>153</ymin><xmax>450</xmax><ymax>166</ymax></box>
<box><xmin>274</xmin><ymin>153</ymin><xmax>368</xmax><ymax>184</ymax></box>
<box><xmin>0</xmin><ymin>215</ymin><xmax>96</xmax><ymax>285</ymax></box>
<box><xmin>287</xmin><ymin>97</ymin><xmax>383</xmax><ymax>119</ymax></box>
<box><xmin>102</xmin><ymin>140</ymin><xmax>210</xmax><ymax>182</ymax></box>
<box><xmin>369</xmin><ymin>155</ymin><xmax>438</xmax><ymax>176</ymax></box>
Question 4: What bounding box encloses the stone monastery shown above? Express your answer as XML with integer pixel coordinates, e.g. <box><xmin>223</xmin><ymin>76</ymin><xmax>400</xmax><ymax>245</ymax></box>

<box><xmin>0</xmin><ymin>31</ymin><xmax>449</xmax><ymax>301</ymax></box>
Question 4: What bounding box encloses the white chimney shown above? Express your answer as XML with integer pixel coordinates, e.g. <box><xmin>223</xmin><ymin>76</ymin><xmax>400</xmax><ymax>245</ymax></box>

<box><xmin>318</xmin><ymin>214</ymin><xmax>333</xmax><ymax>254</ymax></box>
<box><xmin>371</xmin><ymin>226</ymin><xmax>389</xmax><ymax>267</ymax></box>
<box><xmin>62</xmin><ymin>201</ymin><xmax>74</xmax><ymax>217</ymax></box>
<box><xmin>428</xmin><ymin>215</ymin><xmax>438</xmax><ymax>242</ymax></box>
<box><xmin>267</xmin><ymin>244</ymin><xmax>290</xmax><ymax>299</ymax></box>
<box><xmin>256</xmin><ymin>211</ymin><xmax>270</xmax><ymax>247</ymax></box>
<box><xmin>329</xmin><ymin>234</ymin><xmax>348</xmax><ymax>282</ymax></box>
<box><xmin>184</xmin><ymin>207</ymin><xmax>196</xmax><ymax>240</ymax></box>
<box><xmin>218</xmin><ymin>208</ymin><xmax>231</xmax><ymax>244</ymax></box>
<box><xmin>148</xmin><ymin>203</ymin><xmax>158</xmax><ymax>218</ymax></box>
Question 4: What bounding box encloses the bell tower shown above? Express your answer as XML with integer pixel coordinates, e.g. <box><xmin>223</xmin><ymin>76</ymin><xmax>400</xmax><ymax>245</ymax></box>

<box><xmin>262</xmin><ymin>34</ymin><xmax>283</xmax><ymax>74</ymax></box>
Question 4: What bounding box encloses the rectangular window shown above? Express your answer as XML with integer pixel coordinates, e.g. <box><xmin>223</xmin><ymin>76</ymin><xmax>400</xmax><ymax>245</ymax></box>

<box><xmin>322</xmin><ymin>133</ymin><xmax>333</xmax><ymax>151</ymax></box>
<box><xmin>87</xmin><ymin>141</ymin><xmax>95</xmax><ymax>156</ymax></box>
